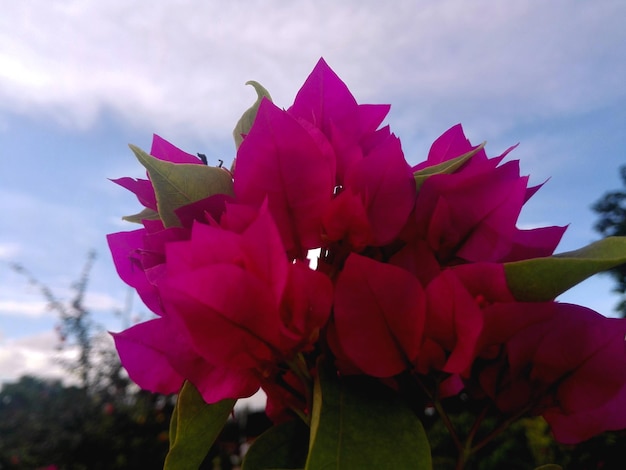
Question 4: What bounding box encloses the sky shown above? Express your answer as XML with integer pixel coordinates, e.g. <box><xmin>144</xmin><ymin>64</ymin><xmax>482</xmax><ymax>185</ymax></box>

<box><xmin>1</xmin><ymin>0</ymin><xmax>625</xmax><ymax>388</ymax></box>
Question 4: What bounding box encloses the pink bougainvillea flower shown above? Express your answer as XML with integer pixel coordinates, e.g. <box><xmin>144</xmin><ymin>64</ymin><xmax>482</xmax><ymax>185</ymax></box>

<box><xmin>288</xmin><ymin>58</ymin><xmax>390</xmax><ymax>185</ymax></box>
<box><xmin>159</xmin><ymin>204</ymin><xmax>332</xmax><ymax>366</ymax></box>
<box><xmin>323</xmin><ymin>133</ymin><xmax>417</xmax><ymax>249</ymax></box>
<box><xmin>331</xmin><ymin>253</ymin><xmax>425</xmax><ymax>377</ymax></box>
<box><xmin>416</xmin><ymin>159</ymin><xmax>527</xmax><ymax>262</ymax></box>
<box><xmin>234</xmin><ymin>99</ymin><xmax>336</xmax><ymax>260</ymax></box>
<box><xmin>109</xmin><ymin>190</ymin><xmax>332</xmax><ymax>404</ymax></box>
<box><xmin>412</xmin><ymin>127</ymin><xmax>566</xmax><ymax>263</ymax></box>
<box><xmin>144</xmin><ymin>203</ymin><xmax>332</xmax><ymax>402</ymax></box>
<box><xmin>475</xmin><ymin>295</ymin><xmax>626</xmax><ymax>443</ymax></box>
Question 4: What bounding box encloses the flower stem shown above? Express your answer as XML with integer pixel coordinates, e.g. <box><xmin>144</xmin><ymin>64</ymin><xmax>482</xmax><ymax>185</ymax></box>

<box><xmin>286</xmin><ymin>354</ymin><xmax>314</xmax><ymax>417</ymax></box>
<box><xmin>289</xmin><ymin>404</ymin><xmax>311</xmax><ymax>426</ymax></box>
<box><xmin>455</xmin><ymin>404</ymin><xmax>489</xmax><ymax>470</ymax></box>
<box><xmin>470</xmin><ymin>403</ymin><xmax>533</xmax><ymax>454</ymax></box>
<box><xmin>433</xmin><ymin>399</ymin><xmax>464</xmax><ymax>452</ymax></box>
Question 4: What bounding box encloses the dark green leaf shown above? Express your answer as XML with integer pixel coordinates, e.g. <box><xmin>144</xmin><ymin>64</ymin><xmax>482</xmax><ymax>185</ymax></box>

<box><xmin>164</xmin><ymin>381</ymin><xmax>236</xmax><ymax>470</ymax></box>
<box><xmin>233</xmin><ymin>80</ymin><xmax>272</xmax><ymax>150</ymax></box>
<box><xmin>414</xmin><ymin>142</ymin><xmax>486</xmax><ymax>190</ymax></box>
<box><xmin>505</xmin><ymin>237</ymin><xmax>626</xmax><ymax>301</ymax></box>
<box><xmin>130</xmin><ymin>145</ymin><xmax>234</xmax><ymax>227</ymax></box>
<box><xmin>306</xmin><ymin>362</ymin><xmax>431</xmax><ymax>469</ymax></box>
<box><xmin>121</xmin><ymin>207</ymin><xmax>160</xmax><ymax>224</ymax></box>
<box><xmin>242</xmin><ymin>420</ymin><xmax>309</xmax><ymax>470</ymax></box>
<box><xmin>534</xmin><ymin>465</ymin><xmax>563</xmax><ymax>470</ymax></box>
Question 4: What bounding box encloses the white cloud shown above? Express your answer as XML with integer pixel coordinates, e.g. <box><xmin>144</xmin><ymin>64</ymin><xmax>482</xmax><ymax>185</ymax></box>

<box><xmin>0</xmin><ymin>299</ymin><xmax>49</xmax><ymax>317</ymax></box>
<box><xmin>0</xmin><ymin>242</ymin><xmax>21</xmax><ymax>260</ymax></box>
<box><xmin>0</xmin><ymin>292</ymin><xmax>121</xmax><ymax>318</ymax></box>
<box><xmin>84</xmin><ymin>291</ymin><xmax>123</xmax><ymax>313</ymax></box>
<box><xmin>0</xmin><ymin>330</ymin><xmax>71</xmax><ymax>384</ymax></box>
<box><xmin>0</xmin><ymin>0</ymin><xmax>623</xmax><ymax>142</ymax></box>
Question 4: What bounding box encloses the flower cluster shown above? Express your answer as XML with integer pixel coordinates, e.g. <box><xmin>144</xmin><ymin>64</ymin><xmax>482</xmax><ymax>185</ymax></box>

<box><xmin>108</xmin><ymin>59</ymin><xmax>626</xmax><ymax>448</ymax></box>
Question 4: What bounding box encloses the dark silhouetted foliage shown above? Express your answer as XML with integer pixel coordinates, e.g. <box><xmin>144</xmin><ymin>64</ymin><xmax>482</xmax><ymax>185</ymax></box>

<box><xmin>592</xmin><ymin>165</ymin><xmax>626</xmax><ymax>316</ymax></box>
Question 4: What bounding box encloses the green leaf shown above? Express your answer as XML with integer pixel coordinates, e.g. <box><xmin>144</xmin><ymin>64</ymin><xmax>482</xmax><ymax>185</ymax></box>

<box><xmin>414</xmin><ymin>142</ymin><xmax>486</xmax><ymax>190</ymax></box>
<box><xmin>130</xmin><ymin>145</ymin><xmax>234</xmax><ymax>228</ymax></box>
<box><xmin>233</xmin><ymin>80</ymin><xmax>272</xmax><ymax>150</ymax></box>
<box><xmin>534</xmin><ymin>465</ymin><xmax>563</xmax><ymax>470</ymax></box>
<box><xmin>505</xmin><ymin>237</ymin><xmax>626</xmax><ymax>301</ymax></box>
<box><xmin>306</xmin><ymin>362</ymin><xmax>432</xmax><ymax>469</ymax></box>
<box><xmin>121</xmin><ymin>207</ymin><xmax>160</xmax><ymax>224</ymax></box>
<box><xmin>242</xmin><ymin>420</ymin><xmax>309</xmax><ymax>470</ymax></box>
<box><xmin>164</xmin><ymin>381</ymin><xmax>236</xmax><ymax>470</ymax></box>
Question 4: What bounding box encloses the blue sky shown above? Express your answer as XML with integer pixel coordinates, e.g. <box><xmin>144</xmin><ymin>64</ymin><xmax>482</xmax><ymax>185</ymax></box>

<box><xmin>1</xmin><ymin>0</ymin><xmax>625</xmax><ymax>384</ymax></box>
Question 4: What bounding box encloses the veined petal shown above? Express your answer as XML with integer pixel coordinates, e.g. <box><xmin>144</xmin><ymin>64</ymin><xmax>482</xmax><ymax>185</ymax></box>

<box><xmin>343</xmin><ymin>134</ymin><xmax>416</xmax><ymax>245</ymax></box>
<box><xmin>424</xmin><ymin>270</ymin><xmax>484</xmax><ymax>374</ymax></box>
<box><xmin>160</xmin><ymin>264</ymin><xmax>279</xmax><ymax>368</ymax></box>
<box><xmin>111</xmin><ymin>177</ymin><xmax>157</xmax><ymax>210</ymax></box>
<box><xmin>413</xmin><ymin>124</ymin><xmax>486</xmax><ymax>171</ymax></box>
<box><xmin>235</xmin><ymin>99</ymin><xmax>335</xmax><ymax>258</ymax></box>
<box><xmin>333</xmin><ymin>254</ymin><xmax>425</xmax><ymax>377</ymax></box>
<box><xmin>288</xmin><ymin>57</ymin><xmax>359</xmax><ymax>136</ymax></box>
<box><xmin>503</xmin><ymin>225</ymin><xmax>567</xmax><ymax>261</ymax></box>
<box><xmin>107</xmin><ymin>229</ymin><xmax>164</xmax><ymax>316</ymax></box>
<box><xmin>112</xmin><ymin>319</ymin><xmax>184</xmax><ymax>394</ymax></box>
<box><xmin>322</xmin><ymin>189</ymin><xmax>372</xmax><ymax>250</ymax></box>
<box><xmin>279</xmin><ymin>261</ymin><xmax>333</xmax><ymax>352</ymax></box>
<box><xmin>241</xmin><ymin>202</ymin><xmax>289</xmax><ymax>304</ymax></box>
<box><xmin>150</xmin><ymin>134</ymin><xmax>203</xmax><ymax>164</ymax></box>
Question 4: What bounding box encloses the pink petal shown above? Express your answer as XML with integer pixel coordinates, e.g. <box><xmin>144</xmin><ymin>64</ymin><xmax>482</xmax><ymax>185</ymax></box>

<box><xmin>288</xmin><ymin>59</ymin><xmax>390</xmax><ymax>185</ymax></box>
<box><xmin>416</xmin><ymin>160</ymin><xmax>528</xmax><ymax>262</ymax></box>
<box><xmin>174</xmin><ymin>194</ymin><xmax>232</xmax><ymax>228</ymax></box>
<box><xmin>111</xmin><ymin>177</ymin><xmax>157</xmax><ymax>211</ymax></box>
<box><xmin>345</xmin><ymin>134</ymin><xmax>416</xmax><ymax>245</ymax></box>
<box><xmin>160</xmin><ymin>264</ymin><xmax>279</xmax><ymax>368</ymax></box>
<box><xmin>322</xmin><ymin>189</ymin><xmax>372</xmax><ymax>250</ymax></box>
<box><xmin>164</xmin><ymin>222</ymin><xmax>245</xmax><ymax>276</ymax></box>
<box><xmin>389</xmin><ymin>238</ymin><xmax>441</xmax><ymax>286</ymax></box>
<box><xmin>240</xmin><ymin>202</ymin><xmax>289</xmax><ymax>305</ymax></box>
<box><xmin>190</xmin><ymin>365</ymin><xmax>260</xmax><ymax>404</ymax></box>
<box><xmin>544</xmin><ymin>383</ymin><xmax>626</xmax><ymax>444</ymax></box>
<box><xmin>357</xmin><ymin>104</ymin><xmax>391</xmax><ymax>135</ymax></box>
<box><xmin>450</xmin><ymin>263</ymin><xmax>515</xmax><ymax>303</ymax></box>
<box><xmin>413</xmin><ymin>124</ymin><xmax>484</xmax><ymax>171</ymax></box>
<box><xmin>279</xmin><ymin>261</ymin><xmax>333</xmax><ymax>352</ymax></box>
<box><xmin>112</xmin><ymin>319</ymin><xmax>184</xmax><ymax>394</ymax></box>
<box><xmin>107</xmin><ymin>230</ymin><xmax>164</xmax><ymax>316</ymax></box>
<box><xmin>333</xmin><ymin>254</ymin><xmax>425</xmax><ymax>377</ymax></box>
<box><xmin>425</xmin><ymin>270</ymin><xmax>484</xmax><ymax>374</ymax></box>
<box><xmin>288</xmin><ymin>58</ymin><xmax>359</xmax><ymax>137</ymax></box>
<box><xmin>532</xmin><ymin>307</ymin><xmax>626</xmax><ymax>413</ymax></box>
<box><xmin>502</xmin><ymin>225</ymin><xmax>567</xmax><ymax>262</ymax></box>
<box><xmin>150</xmin><ymin>134</ymin><xmax>202</xmax><ymax>164</ymax></box>
<box><xmin>235</xmin><ymin>99</ymin><xmax>336</xmax><ymax>258</ymax></box>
